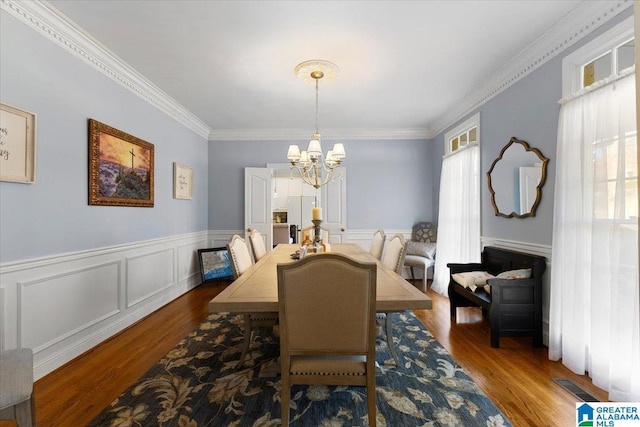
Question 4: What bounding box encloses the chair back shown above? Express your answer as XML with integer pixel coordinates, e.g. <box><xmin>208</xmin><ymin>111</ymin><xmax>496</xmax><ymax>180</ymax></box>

<box><xmin>248</xmin><ymin>229</ymin><xmax>267</xmax><ymax>262</ymax></box>
<box><xmin>412</xmin><ymin>221</ymin><xmax>437</xmax><ymax>243</ymax></box>
<box><xmin>227</xmin><ymin>235</ymin><xmax>253</xmax><ymax>278</ymax></box>
<box><xmin>277</xmin><ymin>254</ymin><xmax>377</xmax><ymax>354</ymax></box>
<box><xmin>381</xmin><ymin>234</ymin><xmax>407</xmax><ymax>274</ymax></box>
<box><xmin>369</xmin><ymin>229</ymin><xmax>386</xmax><ymax>260</ymax></box>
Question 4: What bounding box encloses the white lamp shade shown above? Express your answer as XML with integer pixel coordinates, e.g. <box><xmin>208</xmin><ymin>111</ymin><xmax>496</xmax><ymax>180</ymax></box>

<box><xmin>307</xmin><ymin>139</ymin><xmax>322</xmax><ymax>157</ymax></box>
<box><xmin>300</xmin><ymin>150</ymin><xmax>310</xmax><ymax>163</ymax></box>
<box><xmin>287</xmin><ymin>144</ymin><xmax>301</xmax><ymax>160</ymax></box>
<box><xmin>326</xmin><ymin>150</ymin><xmax>336</xmax><ymax>165</ymax></box>
<box><xmin>332</xmin><ymin>143</ymin><xmax>346</xmax><ymax>159</ymax></box>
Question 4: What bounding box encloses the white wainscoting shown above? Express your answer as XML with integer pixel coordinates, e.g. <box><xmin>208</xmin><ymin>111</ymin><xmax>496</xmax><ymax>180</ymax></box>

<box><xmin>0</xmin><ymin>231</ymin><xmax>210</xmax><ymax>380</ymax></box>
<box><xmin>0</xmin><ymin>229</ymin><xmax>553</xmax><ymax>381</ymax></box>
<box><xmin>481</xmin><ymin>236</ymin><xmax>553</xmax><ymax>346</ymax></box>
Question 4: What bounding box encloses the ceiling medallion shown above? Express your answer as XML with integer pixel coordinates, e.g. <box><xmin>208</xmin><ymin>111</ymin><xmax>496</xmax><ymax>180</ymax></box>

<box><xmin>294</xmin><ymin>60</ymin><xmax>339</xmax><ymax>85</ymax></box>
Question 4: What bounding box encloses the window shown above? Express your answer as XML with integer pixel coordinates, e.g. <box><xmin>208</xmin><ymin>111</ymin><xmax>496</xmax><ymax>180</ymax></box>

<box><xmin>432</xmin><ymin>113</ymin><xmax>481</xmax><ymax>295</ymax></box>
<box><xmin>563</xmin><ymin>15</ymin><xmax>636</xmax><ymax>222</ymax></box>
<box><xmin>593</xmin><ymin>130</ymin><xmax>638</xmax><ymax>221</ymax></box>
<box><xmin>582</xmin><ymin>38</ymin><xmax>634</xmax><ymax>88</ymax></box>
<box><xmin>550</xmin><ymin>15</ymin><xmax>639</xmax><ymax>401</ymax></box>
<box><xmin>563</xmin><ymin>16</ymin><xmax>634</xmax><ymax>96</ymax></box>
<box><xmin>445</xmin><ymin>113</ymin><xmax>479</xmax><ymax>156</ymax></box>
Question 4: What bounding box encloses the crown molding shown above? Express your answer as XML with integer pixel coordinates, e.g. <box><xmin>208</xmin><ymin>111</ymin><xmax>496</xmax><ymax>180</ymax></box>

<box><xmin>429</xmin><ymin>0</ymin><xmax>633</xmax><ymax>138</ymax></box>
<box><xmin>2</xmin><ymin>0</ymin><xmax>632</xmax><ymax>142</ymax></box>
<box><xmin>1</xmin><ymin>0</ymin><xmax>211</xmax><ymax>139</ymax></box>
<box><xmin>208</xmin><ymin>128</ymin><xmax>431</xmax><ymax>141</ymax></box>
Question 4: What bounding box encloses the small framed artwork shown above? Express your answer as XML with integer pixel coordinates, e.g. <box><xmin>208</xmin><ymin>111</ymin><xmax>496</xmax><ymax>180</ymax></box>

<box><xmin>198</xmin><ymin>247</ymin><xmax>234</xmax><ymax>283</ymax></box>
<box><xmin>0</xmin><ymin>103</ymin><xmax>36</xmax><ymax>183</ymax></box>
<box><xmin>173</xmin><ymin>162</ymin><xmax>193</xmax><ymax>200</ymax></box>
<box><xmin>88</xmin><ymin>119</ymin><xmax>154</xmax><ymax>207</ymax></box>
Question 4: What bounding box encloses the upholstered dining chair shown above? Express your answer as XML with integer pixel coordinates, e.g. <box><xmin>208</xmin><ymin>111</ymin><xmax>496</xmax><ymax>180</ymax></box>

<box><xmin>277</xmin><ymin>253</ymin><xmax>378</xmax><ymax>427</ymax></box>
<box><xmin>377</xmin><ymin>233</ymin><xmax>407</xmax><ymax>365</ymax></box>
<box><xmin>368</xmin><ymin>229</ymin><xmax>386</xmax><ymax>260</ymax></box>
<box><xmin>0</xmin><ymin>348</ymin><xmax>35</xmax><ymax>427</ymax></box>
<box><xmin>227</xmin><ymin>234</ymin><xmax>278</xmax><ymax>369</ymax></box>
<box><xmin>248</xmin><ymin>229</ymin><xmax>268</xmax><ymax>263</ymax></box>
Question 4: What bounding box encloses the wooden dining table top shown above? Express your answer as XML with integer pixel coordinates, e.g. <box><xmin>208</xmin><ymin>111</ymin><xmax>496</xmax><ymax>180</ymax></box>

<box><xmin>208</xmin><ymin>243</ymin><xmax>432</xmax><ymax>314</ymax></box>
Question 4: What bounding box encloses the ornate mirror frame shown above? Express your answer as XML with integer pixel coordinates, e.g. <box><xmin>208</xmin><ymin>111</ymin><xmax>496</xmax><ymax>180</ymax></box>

<box><xmin>487</xmin><ymin>137</ymin><xmax>549</xmax><ymax>218</ymax></box>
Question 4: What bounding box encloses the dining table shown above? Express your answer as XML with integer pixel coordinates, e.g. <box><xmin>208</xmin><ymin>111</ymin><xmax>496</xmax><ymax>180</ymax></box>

<box><xmin>208</xmin><ymin>243</ymin><xmax>432</xmax><ymax>314</ymax></box>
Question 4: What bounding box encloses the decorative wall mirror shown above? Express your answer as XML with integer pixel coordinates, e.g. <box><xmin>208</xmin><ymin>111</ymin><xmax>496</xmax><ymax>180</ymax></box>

<box><xmin>487</xmin><ymin>137</ymin><xmax>549</xmax><ymax>218</ymax></box>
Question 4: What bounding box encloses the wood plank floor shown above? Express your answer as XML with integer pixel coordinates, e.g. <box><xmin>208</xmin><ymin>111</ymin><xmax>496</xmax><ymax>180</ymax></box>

<box><xmin>3</xmin><ymin>280</ymin><xmax>607</xmax><ymax>427</ymax></box>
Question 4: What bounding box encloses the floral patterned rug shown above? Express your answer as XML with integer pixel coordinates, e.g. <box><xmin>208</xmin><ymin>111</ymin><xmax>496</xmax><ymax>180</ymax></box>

<box><xmin>89</xmin><ymin>311</ymin><xmax>511</xmax><ymax>426</ymax></box>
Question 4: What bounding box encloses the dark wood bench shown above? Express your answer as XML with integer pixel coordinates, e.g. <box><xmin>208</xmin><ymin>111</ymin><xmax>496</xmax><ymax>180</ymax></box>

<box><xmin>447</xmin><ymin>246</ymin><xmax>546</xmax><ymax>348</ymax></box>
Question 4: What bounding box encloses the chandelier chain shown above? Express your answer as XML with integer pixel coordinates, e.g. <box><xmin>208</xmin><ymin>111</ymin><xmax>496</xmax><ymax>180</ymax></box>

<box><xmin>315</xmin><ymin>77</ymin><xmax>319</xmax><ymax>135</ymax></box>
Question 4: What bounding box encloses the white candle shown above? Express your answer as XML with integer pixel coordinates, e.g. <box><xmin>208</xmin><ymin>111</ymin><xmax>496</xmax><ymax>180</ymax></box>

<box><xmin>312</xmin><ymin>207</ymin><xmax>322</xmax><ymax>220</ymax></box>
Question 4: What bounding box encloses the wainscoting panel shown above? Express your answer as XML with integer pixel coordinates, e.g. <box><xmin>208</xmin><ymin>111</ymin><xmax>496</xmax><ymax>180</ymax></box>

<box><xmin>178</xmin><ymin>239</ymin><xmax>206</xmax><ymax>283</ymax></box>
<box><xmin>18</xmin><ymin>261</ymin><xmax>121</xmax><ymax>351</ymax></box>
<box><xmin>0</xmin><ymin>231</ymin><xmax>209</xmax><ymax>380</ymax></box>
<box><xmin>125</xmin><ymin>249</ymin><xmax>175</xmax><ymax>308</ymax></box>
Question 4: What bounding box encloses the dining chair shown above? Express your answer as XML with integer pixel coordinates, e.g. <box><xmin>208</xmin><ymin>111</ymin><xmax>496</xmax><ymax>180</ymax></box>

<box><xmin>377</xmin><ymin>233</ymin><xmax>407</xmax><ymax>365</ymax></box>
<box><xmin>368</xmin><ymin>229</ymin><xmax>386</xmax><ymax>260</ymax></box>
<box><xmin>227</xmin><ymin>234</ymin><xmax>278</xmax><ymax>369</ymax></box>
<box><xmin>248</xmin><ymin>229</ymin><xmax>268</xmax><ymax>263</ymax></box>
<box><xmin>277</xmin><ymin>253</ymin><xmax>377</xmax><ymax>427</ymax></box>
<box><xmin>0</xmin><ymin>348</ymin><xmax>35</xmax><ymax>427</ymax></box>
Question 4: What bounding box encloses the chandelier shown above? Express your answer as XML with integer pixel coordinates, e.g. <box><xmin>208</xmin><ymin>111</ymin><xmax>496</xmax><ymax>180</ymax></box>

<box><xmin>287</xmin><ymin>60</ymin><xmax>346</xmax><ymax>189</ymax></box>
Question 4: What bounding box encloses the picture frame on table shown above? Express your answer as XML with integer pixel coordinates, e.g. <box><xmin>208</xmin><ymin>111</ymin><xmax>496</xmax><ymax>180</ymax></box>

<box><xmin>173</xmin><ymin>162</ymin><xmax>193</xmax><ymax>200</ymax></box>
<box><xmin>88</xmin><ymin>119</ymin><xmax>154</xmax><ymax>207</ymax></box>
<box><xmin>0</xmin><ymin>103</ymin><xmax>36</xmax><ymax>183</ymax></box>
<box><xmin>198</xmin><ymin>247</ymin><xmax>234</xmax><ymax>283</ymax></box>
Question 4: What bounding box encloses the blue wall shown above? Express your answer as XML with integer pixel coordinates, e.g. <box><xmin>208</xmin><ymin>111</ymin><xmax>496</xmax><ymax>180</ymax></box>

<box><xmin>0</xmin><ymin>11</ymin><xmax>209</xmax><ymax>263</ymax></box>
<box><xmin>432</xmin><ymin>8</ymin><xmax>633</xmax><ymax>247</ymax></box>
<box><xmin>208</xmin><ymin>138</ymin><xmax>434</xmax><ymax>230</ymax></box>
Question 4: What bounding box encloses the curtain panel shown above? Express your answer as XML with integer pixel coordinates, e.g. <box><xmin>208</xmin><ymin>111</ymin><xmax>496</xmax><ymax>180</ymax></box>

<box><xmin>432</xmin><ymin>145</ymin><xmax>481</xmax><ymax>295</ymax></box>
<box><xmin>549</xmin><ymin>72</ymin><xmax>639</xmax><ymax>401</ymax></box>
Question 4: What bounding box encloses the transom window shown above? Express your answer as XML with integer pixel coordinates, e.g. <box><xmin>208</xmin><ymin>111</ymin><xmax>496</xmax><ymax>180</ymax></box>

<box><xmin>582</xmin><ymin>37</ymin><xmax>634</xmax><ymax>88</ymax></box>
<box><xmin>445</xmin><ymin>113</ymin><xmax>480</xmax><ymax>156</ymax></box>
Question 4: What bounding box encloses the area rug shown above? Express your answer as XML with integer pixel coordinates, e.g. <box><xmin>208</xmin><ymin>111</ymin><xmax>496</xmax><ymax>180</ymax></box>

<box><xmin>89</xmin><ymin>311</ymin><xmax>512</xmax><ymax>427</ymax></box>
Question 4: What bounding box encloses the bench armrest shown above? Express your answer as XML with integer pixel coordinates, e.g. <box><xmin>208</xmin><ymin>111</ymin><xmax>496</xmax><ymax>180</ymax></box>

<box><xmin>447</xmin><ymin>263</ymin><xmax>484</xmax><ymax>274</ymax></box>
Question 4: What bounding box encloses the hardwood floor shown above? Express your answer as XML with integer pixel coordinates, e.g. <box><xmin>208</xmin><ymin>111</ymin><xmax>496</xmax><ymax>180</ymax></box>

<box><xmin>4</xmin><ymin>280</ymin><xmax>607</xmax><ymax>427</ymax></box>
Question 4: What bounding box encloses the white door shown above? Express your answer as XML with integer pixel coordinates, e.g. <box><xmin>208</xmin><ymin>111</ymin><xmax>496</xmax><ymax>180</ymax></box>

<box><xmin>518</xmin><ymin>166</ymin><xmax>542</xmax><ymax>215</ymax></box>
<box><xmin>244</xmin><ymin>167</ymin><xmax>272</xmax><ymax>250</ymax></box>
<box><xmin>320</xmin><ymin>168</ymin><xmax>347</xmax><ymax>243</ymax></box>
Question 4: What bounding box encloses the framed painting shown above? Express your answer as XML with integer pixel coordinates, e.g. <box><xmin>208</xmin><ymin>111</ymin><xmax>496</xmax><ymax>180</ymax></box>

<box><xmin>88</xmin><ymin>119</ymin><xmax>154</xmax><ymax>207</ymax></box>
<box><xmin>0</xmin><ymin>103</ymin><xmax>36</xmax><ymax>183</ymax></box>
<box><xmin>173</xmin><ymin>162</ymin><xmax>193</xmax><ymax>200</ymax></box>
<box><xmin>198</xmin><ymin>247</ymin><xmax>234</xmax><ymax>283</ymax></box>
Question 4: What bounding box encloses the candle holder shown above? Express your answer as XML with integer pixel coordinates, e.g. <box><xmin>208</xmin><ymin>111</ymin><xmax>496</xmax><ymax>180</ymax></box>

<box><xmin>311</xmin><ymin>219</ymin><xmax>323</xmax><ymax>250</ymax></box>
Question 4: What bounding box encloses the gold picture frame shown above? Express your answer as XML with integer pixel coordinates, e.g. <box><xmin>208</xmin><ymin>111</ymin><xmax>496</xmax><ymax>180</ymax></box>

<box><xmin>0</xmin><ymin>103</ymin><xmax>36</xmax><ymax>183</ymax></box>
<box><xmin>173</xmin><ymin>162</ymin><xmax>193</xmax><ymax>200</ymax></box>
<box><xmin>88</xmin><ymin>119</ymin><xmax>154</xmax><ymax>207</ymax></box>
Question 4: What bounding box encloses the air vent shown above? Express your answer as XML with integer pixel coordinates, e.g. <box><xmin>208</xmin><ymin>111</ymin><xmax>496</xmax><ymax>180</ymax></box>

<box><xmin>553</xmin><ymin>378</ymin><xmax>599</xmax><ymax>402</ymax></box>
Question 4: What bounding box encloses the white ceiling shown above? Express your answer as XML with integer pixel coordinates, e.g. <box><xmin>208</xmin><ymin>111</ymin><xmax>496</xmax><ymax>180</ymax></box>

<box><xmin>40</xmin><ymin>1</ymin><xmax>616</xmax><ymax>139</ymax></box>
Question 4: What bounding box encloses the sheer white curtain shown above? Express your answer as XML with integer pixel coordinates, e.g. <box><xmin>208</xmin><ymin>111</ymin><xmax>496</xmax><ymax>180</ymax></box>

<box><xmin>432</xmin><ymin>145</ymin><xmax>481</xmax><ymax>295</ymax></box>
<box><xmin>549</xmin><ymin>71</ymin><xmax>639</xmax><ymax>401</ymax></box>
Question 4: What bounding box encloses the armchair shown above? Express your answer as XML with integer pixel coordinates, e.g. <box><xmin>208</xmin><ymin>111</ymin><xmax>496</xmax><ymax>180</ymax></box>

<box><xmin>403</xmin><ymin>222</ymin><xmax>437</xmax><ymax>292</ymax></box>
